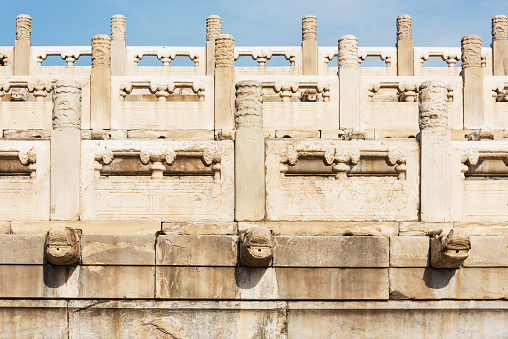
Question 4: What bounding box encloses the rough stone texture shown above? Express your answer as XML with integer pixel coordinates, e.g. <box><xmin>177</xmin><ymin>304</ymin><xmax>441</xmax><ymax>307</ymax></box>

<box><xmin>465</xmin><ymin>236</ymin><xmax>508</xmax><ymax>267</ymax></box>
<box><xmin>162</xmin><ymin>221</ymin><xmax>237</xmax><ymax>235</ymax></box>
<box><xmin>215</xmin><ymin>34</ymin><xmax>234</xmax><ymax>68</ymax></box>
<box><xmin>338</xmin><ymin>35</ymin><xmax>358</xmax><ymax>68</ymax></box>
<box><xmin>389</xmin><ymin>268</ymin><xmax>508</xmax><ymax>299</ymax></box>
<box><xmin>206</xmin><ymin>15</ymin><xmax>222</xmax><ymax>41</ymax></box>
<box><xmin>156</xmin><ymin>267</ymin><xmax>388</xmax><ymax>300</ymax></box>
<box><xmin>16</xmin><ymin>14</ymin><xmax>31</xmax><ymax>41</ymax></box>
<box><xmin>156</xmin><ymin>235</ymin><xmax>237</xmax><ymax>266</ymax></box>
<box><xmin>81</xmin><ymin>235</ymin><xmax>155</xmax><ymax>265</ymax></box>
<box><xmin>3</xmin><ymin>129</ymin><xmax>51</xmax><ymax>139</ymax></box>
<box><xmin>274</xmin><ymin>236</ymin><xmax>389</xmax><ymax>267</ymax></box>
<box><xmin>390</xmin><ymin>236</ymin><xmax>429</xmax><ymax>267</ymax></box>
<box><xmin>91</xmin><ymin>34</ymin><xmax>111</xmax><ymax>68</ymax></box>
<box><xmin>0</xmin><ymin>234</ymin><xmax>45</xmax><ymax>264</ymax></box>
<box><xmin>430</xmin><ymin>229</ymin><xmax>471</xmax><ymax>268</ymax></box>
<box><xmin>127</xmin><ymin>129</ymin><xmax>214</xmax><ymax>139</ymax></box>
<box><xmin>111</xmin><ymin>15</ymin><xmax>126</xmax><ymax>41</ymax></box>
<box><xmin>0</xmin><ymin>221</ymin><xmax>11</xmax><ymax>234</ymax></box>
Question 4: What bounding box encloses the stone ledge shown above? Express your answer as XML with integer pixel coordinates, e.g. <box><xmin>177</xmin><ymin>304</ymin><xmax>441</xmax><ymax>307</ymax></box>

<box><xmin>239</xmin><ymin>221</ymin><xmax>398</xmax><ymax>236</ymax></box>
<box><xmin>0</xmin><ymin>234</ymin><xmax>45</xmax><ymax>264</ymax></box>
<box><xmin>81</xmin><ymin>235</ymin><xmax>156</xmax><ymax>265</ymax></box>
<box><xmin>127</xmin><ymin>129</ymin><xmax>214</xmax><ymax>139</ymax></box>
<box><xmin>162</xmin><ymin>222</ymin><xmax>238</xmax><ymax>235</ymax></box>
<box><xmin>11</xmin><ymin>221</ymin><xmax>161</xmax><ymax>235</ymax></box>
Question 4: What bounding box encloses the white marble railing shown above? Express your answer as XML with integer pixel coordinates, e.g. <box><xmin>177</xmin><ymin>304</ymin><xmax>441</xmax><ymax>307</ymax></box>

<box><xmin>319</xmin><ymin>47</ymin><xmax>397</xmax><ymax>76</ymax></box>
<box><xmin>31</xmin><ymin>46</ymin><xmax>92</xmax><ymax>76</ymax></box>
<box><xmin>413</xmin><ymin>47</ymin><xmax>492</xmax><ymax>76</ymax></box>
<box><xmin>234</xmin><ymin>46</ymin><xmax>301</xmax><ymax>75</ymax></box>
<box><xmin>126</xmin><ymin>46</ymin><xmax>206</xmax><ymax>76</ymax></box>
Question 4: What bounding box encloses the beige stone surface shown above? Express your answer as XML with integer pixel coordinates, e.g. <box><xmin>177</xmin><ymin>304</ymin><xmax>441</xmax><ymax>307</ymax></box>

<box><xmin>157</xmin><ymin>235</ymin><xmax>237</xmax><ymax>266</ymax></box>
<box><xmin>11</xmin><ymin>220</ymin><xmax>161</xmax><ymax>235</ymax></box>
<box><xmin>274</xmin><ymin>236</ymin><xmax>389</xmax><ymax>267</ymax></box>
<box><xmin>162</xmin><ymin>221</ymin><xmax>237</xmax><ymax>235</ymax></box>
<box><xmin>389</xmin><ymin>267</ymin><xmax>508</xmax><ymax>299</ymax></box>
<box><xmin>288</xmin><ymin>301</ymin><xmax>508</xmax><ymax>338</ymax></box>
<box><xmin>390</xmin><ymin>236</ymin><xmax>429</xmax><ymax>267</ymax></box>
<box><xmin>239</xmin><ymin>221</ymin><xmax>398</xmax><ymax>236</ymax></box>
<box><xmin>3</xmin><ymin>129</ymin><xmax>51</xmax><ymax>139</ymax></box>
<box><xmin>275</xmin><ymin>130</ymin><xmax>320</xmax><ymax>138</ymax></box>
<box><xmin>0</xmin><ymin>234</ymin><xmax>44</xmax><ymax>264</ymax></box>
<box><xmin>81</xmin><ymin>235</ymin><xmax>155</xmax><ymax>265</ymax></box>
<box><xmin>127</xmin><ymin>129</ymin><xmax>214</xmax><ymax>139</ymax></box>
<box><xmin>0</xmin><ymin>221</ymin><xmax>10</xmax><ymax>234</ymax></box>
<box><xmin>80</xmin><ymin>266</ymin><xmax>154</xmax><ymax>298</ymax></box>
<box><xmin>156</xmin><ymin>267</ymin><xmax>388</xmax><ymax>300</ymax></box>
<box><xmin>464</xmin><ymin>236</ymin><xmax>508</xmax><ymax>267</ymax></box>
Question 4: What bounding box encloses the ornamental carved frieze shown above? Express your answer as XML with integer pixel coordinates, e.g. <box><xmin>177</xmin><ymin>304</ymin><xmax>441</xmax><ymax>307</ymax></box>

<box><xmin>140</xmin><ymin>146</ymin><xmax>176</xmax><ymax>179</ymax></box>
<box><xmin>324</xmin><ymin>146</ymin><xmax>360</xmax><ymax>180</ymax></box>
<box><xmin>19</xmin><ymin>147</ymin><xmax>37</xmax><ymax>179</ymax></box>
<box><xmin>52</xmin><ymin>80</ymin><xmax>82</xmax><ymax>129</ymax></box>
<box><xmin>386</xmin><ymin>147</ymin><xmax>407</xmax><ymax>180</ymax></box>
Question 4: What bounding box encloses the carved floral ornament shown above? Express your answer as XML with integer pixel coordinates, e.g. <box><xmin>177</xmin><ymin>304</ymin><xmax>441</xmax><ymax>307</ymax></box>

<box><xmin>19</xmin><ymin>147</ymin><xmax>37</xmax><ymax>179</ymax></box>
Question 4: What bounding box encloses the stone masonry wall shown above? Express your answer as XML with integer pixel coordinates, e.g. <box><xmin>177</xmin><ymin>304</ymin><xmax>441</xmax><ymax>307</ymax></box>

<box><xmin>0</xmin><ymin>13</ymin><xmax>507</xmax><ymax>338</ymax></box>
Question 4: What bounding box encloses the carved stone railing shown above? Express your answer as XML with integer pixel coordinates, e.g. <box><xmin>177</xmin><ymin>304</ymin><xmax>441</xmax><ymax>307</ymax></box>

<box><xmin>0</xmin><ymin>47</ymin><xmax>14</xmax><ymax>75</ymax></box>
<box><xmin>31</xmin><ymin>46</ymin><xmax>92</xmax><ymax>76</ymax></box>
<box><xmin>235</xmin><ymin>75</ymin><xmax>338</xmax><ymax>133</ymax></box>
<box><xmin>234</xmin><ymin>46</ymin><xmax>301</xmax><ymax>75</ymax></box>
<box><xmin>319</xmin><ymin>47</ymin><xmax>397</xmax><ymax>76</ymax></box>
<box><xmin>126</xmin><ymin>46</ymin><xmax>206</xmax><ymax>76</ymax></box>
<box><xmin>81</xmin><ymin>139</ymin><xmax>234</xmax><ymax>221</ymax></box>
<box><xmin>266</xmin><ymin>139</ymin><xmax>419</xmax><ymax>221</ymax></box>
<box><xmin>360</xmin><ymin>76</ymin><xmax>462</xmax><ymax>132</ymax></box>
<box><xmin>111</xmin><ymin>75</ymin><xmax>213</xmax><ymax>130</ymax></box>
<box><xmin>0</xmin><ymin>76</ymin><xmax>91</xmax><ymax>130</ymax></box>
<box><xmin>0</xmin><ymin>141</ymin><xmax>50</xmax><ymax>221</ymax></box>
<box><xmin>413</xmin><ymin>47</ymin><xmax>492</xmax><ymax>76</ymax></box>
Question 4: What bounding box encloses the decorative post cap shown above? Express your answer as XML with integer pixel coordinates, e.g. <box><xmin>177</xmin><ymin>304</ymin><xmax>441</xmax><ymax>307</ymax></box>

<box><xmin>215</xmin><ymin>34</ymin><xmax>235</xmax><ymax>68</ymax></box>
<box><xmin>492</xmin><ymin>15</ymin><xmax>507</xmax><ymax>41</ymax></box>
<box><xmin>338</xmin><ymin>34</ymin><xmax>358</xmax><ymax>68</ymax></box>
<box><xmin>461</xmin><ymin>34</ymin><xmax>482</xmax><ymax>69</ymax></box>
<box><xmin>111</xmin><ymin>14</ymin><xmax>126</xmax><ymax>41</ymax></box>
<box><xmin>206</xmin><ymin>15</ymin><xmax>222</xmax><ymax>41</ymax></box>
<box><xmin>91</xmin><ymin>34</ymin><xmax>111</xmax><ymax>68</ymax></box>
<box><xmin>418</xmin><ymin>80</ymin><xmax>448</xmax><ymax>131</ymax></box>
<box><xmin>16</xmin><ymin>14</ymin><xmax>31</xmax><ymax>41</ymax></box>
<box><xmin>397</xmin><ymin>14</ymin><xmax>412</xmax><ymax>41</ymax></box>
<box><xmin>235</xmin><ymin>80</ymin><xmax>263</xmax><ymax>129</ymax></box>
<box><xmin>302</xmin><ymin>15</ymin><xmax>317</xmax><ymax>41</ymax></box>
<box><xmin>52</xmin><ymin>80</ymin><xmax>82</xmax><ymax>130</ymax></box>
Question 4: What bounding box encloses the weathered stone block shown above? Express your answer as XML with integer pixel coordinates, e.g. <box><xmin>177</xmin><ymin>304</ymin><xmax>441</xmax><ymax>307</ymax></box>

<box><xmin>390</xmin><ymin>236</ymin><xmax>429</xmax><ymax>267</ymax></box>
<box><xmin>156</xmin><ymin>235</ymin><xmax>237</xmax><ymax>266</ymax></box>
<box><xmin>0</xmin><ymin>221</ymin><xmax>10</xmax><ymax>234</ymax></box>
<box><xmin>80</xmin><ymin>266</ymin><xmax>154</xmax><ymax>298</ymax></box>
<box><xmin>11</xmin><ymin>220</ymin><xmax>161</xmax><ymax>235</ymax></box>
<box><xmin>464</xmin><ymin>236</ymin><xmax>508</xmax><ymax>267</ymax></box>
<box><xmin>156</xmin><ymin>267</ymin><xmax>388</xmax><ymax>300</ymax></box>
<box><xmin>389</xmin><ymin>267</ymin><xmax>508</xmax><ymax>299</ymax></box>
<box><xmin>0</xmin><ymin>234</ymin><xmax>45</xmax><ymax>264</ymax></box>
<box><xmin>274</xmin><ymin>236</ymin><xmax>389</xmax><ymax>267</ymax></box>
<box><xmin>81</xmin><ymin>235</ymin><xmax>155</xmax><ymax>265</ymax></box>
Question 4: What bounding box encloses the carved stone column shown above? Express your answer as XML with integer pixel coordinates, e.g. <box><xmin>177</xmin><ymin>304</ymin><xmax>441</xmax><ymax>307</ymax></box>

<box><xmin>396</xmin><ymin>14</ymin><xmax>414</xmax><ymax>76</ymax></box>
<box><xmin>91</xmin><ymin>34</ymin><xmax>111</xmax><ymax>130</ymax></box>
<box><xmin>492</xmin><ymin>15</ymin><xmax>508</xmax><ymax>76</ymax></box>
<box><xmin>302</xmin><ymin>15</ymin><xmax>317</xmax><ymax>75</ymax></box>
<box><xmin>462</xmin><ymin>35</ymin><xmax>484</xmax><ymax>129</ymax></box>
<box><xmin>51</xmin><ymin>80</ymin><xmax>83</xmax><ymax>220</ymax></box>
<box><xmin>206</xmin><ymin>15</ymin><xmax>221</xmax><ymax>76</ymax></box>
<box><xmin>215</xmin><ymin>34</ymin><xmax>235</xmax><ymax>137</ymax></box>
<box><xmin>235</xmin><ymin>80</ymin><xmax>265</xmax><ymax>221</ymax></box>
<box><xmin>14</xmin><ymin>14</ymin><xmax>31</xmax><ymax>75</ymax></box>
<box><xmin>419</xmin><ymin>81</ymin><xmax>451</xmax><ymax>222</ymax></box>
<box><xmin>338</xmin><ymin>35</ymin><xmax>361</xmax><ymax>135</ymax></box>
<box><xmin>111</xmin><ymin>15</ymin><xmax>126</xmax><ymax>76</ymax></box>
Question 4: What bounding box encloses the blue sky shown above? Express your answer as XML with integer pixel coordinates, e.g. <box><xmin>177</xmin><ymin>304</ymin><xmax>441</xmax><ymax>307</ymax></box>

<box><xmin>0</xmin><ymin>0</ymin><xmax>505</xmax><ymax>47</ymax></box>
